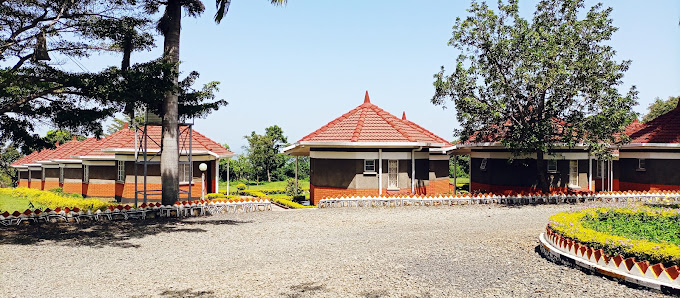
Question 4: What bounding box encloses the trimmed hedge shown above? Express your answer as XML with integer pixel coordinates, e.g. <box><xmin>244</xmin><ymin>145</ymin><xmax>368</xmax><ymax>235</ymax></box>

<box><xmin>1</xmin><ymin>187</ymin><xmax>115</xmax><ymax>211</ymax></box>
<box><xmin>549</xmin><ymin>207</ymin><xmax>680</xmax><ymax>266</ymax></box>
<box><xmin>271</xmin><ymin>197</ymin><xmax>314</xmax><ymax>209</ymax></box>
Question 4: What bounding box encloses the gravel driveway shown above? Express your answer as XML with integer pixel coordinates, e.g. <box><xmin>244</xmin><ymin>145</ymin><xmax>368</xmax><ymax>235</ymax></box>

<box><xmin>0</xmin><ymin>205</ymin><xmax>663</xmax><ymax>297</ymax></box>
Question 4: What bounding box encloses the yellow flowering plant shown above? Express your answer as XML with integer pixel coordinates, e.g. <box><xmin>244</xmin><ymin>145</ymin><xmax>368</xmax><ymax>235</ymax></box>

<box><xmin>1</xmin><ymin>187</ymin><xmax>115</xmax><ymax>211</ymax></box>
<box><xmin>549</xmin><ymin>206</ymin><xmax>680</xmax><ymax>266</ymax></box>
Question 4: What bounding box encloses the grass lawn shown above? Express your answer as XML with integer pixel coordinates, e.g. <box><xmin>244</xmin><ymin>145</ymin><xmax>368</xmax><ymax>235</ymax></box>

<box><xmin>0</xmin><ymin>193</ymin><xmax>36</xmax><ymax>213</ymax></box>
<box><xmin>449</xmin><ymin>177</ymin><xmax>470</xmax><ymax>186</ymax></box>
<box><xmin>218</xmin><ymin>179</ymin><xmax>310</xmax><ymax>192</ymax></box>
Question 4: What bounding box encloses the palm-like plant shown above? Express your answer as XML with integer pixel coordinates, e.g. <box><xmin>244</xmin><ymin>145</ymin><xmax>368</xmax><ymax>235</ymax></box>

<box><xmin>151</xmin><ymin>0</ymin><xmax>287</xmax><ymax>205</ymax></box>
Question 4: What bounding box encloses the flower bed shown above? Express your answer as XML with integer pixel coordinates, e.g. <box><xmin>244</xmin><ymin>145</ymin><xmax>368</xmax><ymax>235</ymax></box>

<box><xmin>549</xmin><ymin>207</ymin><xmax>680</xmax><ymax>267</ymax></box>
<box><xmin>0</xmin><ymin>187</ymin><xmax>115</xmax><ymax>211</ymax></box>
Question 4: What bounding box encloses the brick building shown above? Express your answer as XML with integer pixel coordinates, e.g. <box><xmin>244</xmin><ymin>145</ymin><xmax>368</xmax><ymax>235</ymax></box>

<box><xmin>459</xmin><ymin>102</ymin><xmax>680</xmax><ymax>194</ymax></box>
<box><xmin>12</xmin><ymin>125</ymin><xmax>233</xmax><ymax>203</ymax></box>
<box><xmin>283</xmin><ymin>91</ymin><xmax>454</xmax><ymax>205</ymax></box>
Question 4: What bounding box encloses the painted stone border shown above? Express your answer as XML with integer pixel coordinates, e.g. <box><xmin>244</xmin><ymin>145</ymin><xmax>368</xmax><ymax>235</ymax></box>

<box><xmin>0</xmin><ymin>199</ymin><xmax>272</xmax><ymax>226</ymax></box>
<box><xmin>318</xmin><ymin>191</ymin><xmax>680</xmax><ymax>208</ymax></box>
<box><xmin>539</xmin><ymin>227</ymin><xmax>680</xmax><ymax>294</ymax></box>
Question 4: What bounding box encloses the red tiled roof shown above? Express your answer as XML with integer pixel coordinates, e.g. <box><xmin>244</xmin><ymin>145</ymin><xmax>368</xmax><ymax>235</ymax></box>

<box><xmin>625</xmin><ymin>104</ymin><xmax>680</xmax><ymax>144</ymax></box>
<box><xmin>74</xmin><ymin>125</ymin><xmax>232</xmax><ymax>157</ymax></box>
<box><xmin>12</xmin><ymin>126</ymin><xmax>232</xmax><ymax>166</ymax></box>
<box><xmin>298</xmin><ymin>91</ymin><xmax>451</xmax><ymax>146</ymax></box>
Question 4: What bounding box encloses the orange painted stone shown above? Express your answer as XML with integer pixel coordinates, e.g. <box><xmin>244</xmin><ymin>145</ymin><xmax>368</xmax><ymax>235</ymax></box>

<box><xmin>636</xmin><ymin>261</ymin><xmax>650</xmax><ymax>274</ymax></box>
<box><xmin>666</xmin><ymin>265</ymin><xmax>680</xmax><ymax>280</ymax></box>
<box><xmin>651</xmin><ymin>263</ymin><xmax>666</xmax><ymax>278</ymax></box>
<box><xmin>624</xmin><ymin>257</ymin><xmax>636</xmax><ymax>271</ymax></box>
<box><xmin>612</xmin><ymin>255</ymin><xmax>624</xmax><ymax>267</ymax></box>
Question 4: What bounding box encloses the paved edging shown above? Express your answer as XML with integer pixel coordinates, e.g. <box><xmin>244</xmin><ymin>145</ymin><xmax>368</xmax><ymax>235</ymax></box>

<box><xmin>539</xmin><ymin>232</ymin><xmax>680</xmax><ymax>294</ymax></box>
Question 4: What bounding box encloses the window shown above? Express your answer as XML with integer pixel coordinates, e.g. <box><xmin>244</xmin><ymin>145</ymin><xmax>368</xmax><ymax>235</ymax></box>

<box><xmin>59</xmin><ymin>167</ymin><xmax>64</xmax><ymax>184</ymax></box>
<box><xmin>364</xmin><ymin>160</ymin><xmax>376</xmax><ymax>173</ymax></box>
<box><xmin>117</xmin><ymin>161</ymin><xmax>125</xmax><ymax>183</ymax></box>
<box><xmin>569</xmin><ymin>160</ymin><xmax>578</xmax><ymax>186</ymax></box>
<box><xmin>637</xmin><ymin>159</ymin><xmax>646</xmax><ymax>171</ymax></box>
<box><xmin>480</xmin><ymin>158</ymin><xmax>488</xmax><ymax>171</ymax></box>
<box><xmin>83</xmin><ymin>165</ymin><xmax>89</xmax><ymax>183</ymax></box>
<box><xmin>547</xmin><ymin>160</ymin><xmax>558</xmax><ymax>173</ymax></box>
<box><xmin>179</xmin><ymin>163</ymin><xmax>191</xmax><ymax>184</ymax></box>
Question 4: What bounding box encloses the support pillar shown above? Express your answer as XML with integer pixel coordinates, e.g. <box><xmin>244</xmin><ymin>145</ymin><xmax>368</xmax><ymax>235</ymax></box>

<box><xmin>588</xmin><ymin>154</ymin><xmax>592</xmax><ymax>191</ymax></box>
<box><xmin>453</xmin><ymin>155</ymin><xmax>458</xmax><ymax>195</ymax></box>
<box><xmin>411</xmin><ymin>149</ymin><xmax>415</xmax><ymax>194</ymax></box>
<box><xmin>378</xmin><ymin>149</ymin><xmax>383</xmax><ymax>196</ymax></box>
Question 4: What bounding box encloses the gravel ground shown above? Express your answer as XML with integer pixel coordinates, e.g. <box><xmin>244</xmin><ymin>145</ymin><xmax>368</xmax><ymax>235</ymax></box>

<box><xmin>0</xmin><ymin>204</ymin><xmax>665</xmax><ymax>297</ymax></box>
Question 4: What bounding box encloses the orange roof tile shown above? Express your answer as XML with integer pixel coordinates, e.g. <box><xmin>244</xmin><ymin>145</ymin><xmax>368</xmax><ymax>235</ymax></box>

<box><xmin>298</xmin><ymin>91</ymin><xmax>451</xmax><ymax>146</ymax></box>
<box><xmin>12</xmin><ymin>126</ymin><xmax>232</xmax><ymax>167</ymax></box>
<box><xmin>624</xmin><ymin>103</ymin><xmax>680</xmax><ymax>144</ymax></box>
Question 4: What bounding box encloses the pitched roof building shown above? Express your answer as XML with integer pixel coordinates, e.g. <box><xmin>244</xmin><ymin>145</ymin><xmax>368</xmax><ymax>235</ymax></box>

<box><xmin>285</xmin><ymin>91</ymin><xmax>454</xmax><ymax>204</ymax></box>
<box><xmin>12</xmin><ymin>125</ymin><xmax>233</xmax><ymax>203</ymax></box>
<box><xmin>457</xmin><ymin>102</ymin><xmax>680</xmax><ymax>194</ymax></box>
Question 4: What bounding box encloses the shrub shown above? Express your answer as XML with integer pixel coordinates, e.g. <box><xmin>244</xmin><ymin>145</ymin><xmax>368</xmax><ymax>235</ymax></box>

<box><xmin>48</xmin><ymin>187</ymin><xmax>83</xmax><ymax>199</ymax></box>
<box><xmin>205</xmin><ymin>193</ymin><xmax>236</xmax><ymax>200</ymax></box>
<box><xmin>236</xmin><ymin>183</ymin><xmax>247</xmax><ymax>191</ymax></box>
<box><xmin>271</xmin><ymin>197</ymin><xmax>314</xmax><ymax>209</ymax></box>
<box><xmin>1</xmin><ymin>187</ymin><xmax>115</xmax><ymax>211</ymax></box>
<box><xmin>285</xmin><ymin>178</ymin><xmax>302</xmax><ymax>196</ymax></box>
<box><xmin>549</xmin><ymin>207</ymin><xmax>680</xmax><ymax>266</ymax></box>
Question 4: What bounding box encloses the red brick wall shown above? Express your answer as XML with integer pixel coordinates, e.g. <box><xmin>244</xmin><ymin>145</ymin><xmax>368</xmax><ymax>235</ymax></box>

<box><xmin>83</xmin><ymin>183</ymin><xmax>116</xmax><ymax>197</ymax></box>
<box><xmin>593</xmin><ymin>178</ymin><xmax>620</xmax><ymax>191</ymax></box>
<box><xmin>426</xmin><ymin>179</ymin><xmax>451</xmax><ymax>195</ymax></box>
<box><xmin>28</xmin><ymin>180</ymin><xmax>41</xmax><ymax>189</ymax></box>
<box><xmin>62</xmin><ymin>182</ymin><xmax>82</xmax><ymax>194</ymax></box>
<box><xmin>18</xmin><ymin>180</ymin><xmax>28</xmax><ymax>188</ymax></box>
<box><xmin>619</xmin><ymin>181</ymin><xmax>680</xmax><ymax>191</ymax></box>
<box><xmin>43</xmin><ymin>181</ymin><xmax>60</xmax><ymax>191</ymax></box>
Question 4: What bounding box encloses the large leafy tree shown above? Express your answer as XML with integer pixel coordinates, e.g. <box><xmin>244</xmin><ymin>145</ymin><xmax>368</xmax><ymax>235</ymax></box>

<box><xmin>245</xmin><ymin>125</ymin><xmax>288</xmax><ymax>183</ymax></box>
<box><xmin>144</xmin><ymin>0</ymin><xmax>286</xmax><ymax>204</ymax></box>
<box><xmin>0</xmin><ymin>0</ymin><xmax>155</xmax><ymax>151</ymax></box>
<box><xmin>641</xmin><ymin>96</ymin><xmax>679</xmax><ymax>123</ymax></box>
<box><xmin>433</xmin><ymin>0</ymin><xmax>638</xmax><ymax>193</ymax></box>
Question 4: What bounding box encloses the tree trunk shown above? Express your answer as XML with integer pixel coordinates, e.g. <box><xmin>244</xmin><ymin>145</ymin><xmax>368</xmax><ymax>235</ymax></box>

<box><xmin>121</xmin><ymin>33</ymin><xmax>134</xmax><ymax>121</ymax></box>
<box><xmin>267</xmin><ymin>168</ymin><xmax>271</xmax><ymax>183</ymax></box>
<box><xmin>536</xmin><ymin>150</ymin><xmax>550</xmax><ymax>194</ymax></box>
<box><xmin>160</xmin><ymin>0</ymin><xmax>181</xmax><ymax>205</ymax></box>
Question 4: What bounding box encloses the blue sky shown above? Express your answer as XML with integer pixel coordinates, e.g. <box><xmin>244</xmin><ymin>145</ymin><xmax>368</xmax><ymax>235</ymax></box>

<box><xmin>55</xmin><ymin>0</ymin><xmax>680</xmax><ymax>154</ymax></box>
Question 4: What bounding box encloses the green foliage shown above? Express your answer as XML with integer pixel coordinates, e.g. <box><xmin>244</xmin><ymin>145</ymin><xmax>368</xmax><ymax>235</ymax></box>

<box><xmin>271</xmin><ymin>197</ymin><xmax>313</xmax><ymax>209</ymax></box>
<box><xmin>433</xmin><ymin>0</ymin><xmax>638</xmax><ymax>192</ymax></box>
<box><xmin>582</xmin><ymin>209</ymin><xmax>680</xmax><ymax>246</ymax></box>
<box><xmin>0</xmin><ymin>1</ymin><xmax>226</xmax><ymax>153</ymax></box>
<box><xmin>1</xmin><ymin>187</ymin><xmax>115</xmax><ymax>211</ymax></box>
<box><xmin>449</xmin><ymin>155</ymin><xmax>469</xmax><ymax>178</ymax></box>
<box><xmin>205</xmin><ymin>193</ymin><xmax>236</xmax><ymax>200</ymax></box>
<box><xmin>550</xmin><ymin>207</ymin><xmax>680</xmax><ymax>266</ymax></box>
<box><xmin>42</xmin><ymin>130</ymin><xmax>86</xmax><ymax>146</ymax></box>
<box><xmin>274</xmin><ymin>156</ymin><xmax>310</xmax><ymax>181</ymax></box>
<box><xmin>220</xmin><ymin>155</ymin><xmax>253</xmax><ymax>182</ymax></box>
<box><xmin>0</xmin><ymin>143</ymin><xmax>21</xmax><ymax>187</ymax></box>
<box><xmin>284</xmin><ymin>178</ymin><xmax>302</xmax><ymax>196</ymax></box>
<box><xmin>47</xmin><ymin>187</ymin><xmax>84</xmax><ymax>199</ymax></box>
<box><xmin>244</xmin><ymin>125</ymin><xmax>288</xmax><ymax>182</ymax></box>
<box><xmin>236</xmin><ymin>183</ymin><xmax>247</xmax><ymax>191</ymax></box>
<box><xmin>641</xmin><ymin>96</ymin><xmax>679</xmax><ymax>123</ymax></box>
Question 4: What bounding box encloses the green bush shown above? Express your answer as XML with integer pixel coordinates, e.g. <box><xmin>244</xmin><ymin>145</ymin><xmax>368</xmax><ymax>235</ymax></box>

<box><xmin>2</xmin><ymin>187</ymin><xmax>114</xmax><ymax>211</ymax></box>
<box><xmin>550</xmin><ymin>207</ymin><xmax>680</xmax><ymax>266</ymax></box>
<box><xmin>236</xmin><ymin>183</ymin><xmax>247</xmax><ymax>191</ymax></box>
<box><xmin>271</xmin><ymin>197</ymin><xmax>314</xmax><ymax>209</ymax></box>
<box><xmin>48</xmin><ymin>187</ymin><xmax>83</xmax><ymax>199</ymax></box>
